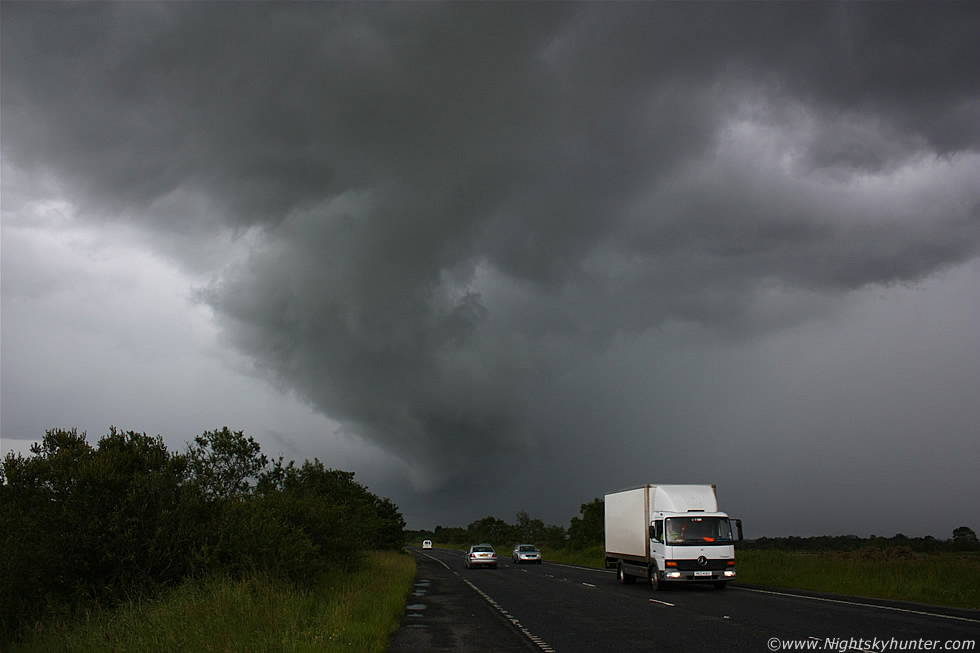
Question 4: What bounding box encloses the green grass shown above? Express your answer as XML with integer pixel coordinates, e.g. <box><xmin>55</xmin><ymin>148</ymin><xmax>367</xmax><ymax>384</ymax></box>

<box><xmin>540</xmin><ymin>544</ymin><xmax>606</xmax><ymax>568</ymax></box>
<box><xmin>735</xmin><ymin>549</ymin><xmax>980</xmax><ymax>610</ymax></box>
<box><xmin>10</xmin><ymin>550</ymin><xmax>417</xmax><ymax>653</ymax></box>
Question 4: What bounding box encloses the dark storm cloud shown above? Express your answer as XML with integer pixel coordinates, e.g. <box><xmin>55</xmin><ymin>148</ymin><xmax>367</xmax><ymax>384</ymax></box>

<box><xmin>3</xmin><ymin>3</ymin><xmax>979</xmax><ymax>525</ymax></box>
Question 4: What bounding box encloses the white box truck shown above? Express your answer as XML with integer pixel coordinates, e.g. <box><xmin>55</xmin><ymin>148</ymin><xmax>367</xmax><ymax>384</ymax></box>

<box><xmin>604</xmin><ymin>484</ymin><xmax>742</xmax><ymax>590</ymax></box>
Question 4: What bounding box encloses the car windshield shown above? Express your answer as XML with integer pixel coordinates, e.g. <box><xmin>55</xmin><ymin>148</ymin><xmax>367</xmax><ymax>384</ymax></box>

<box><xmin>519</xmin><ymin>546</ymin><xmax>537</xmax><ymax>552</ymax></box>
<box><xmin>473</xmin><ymin>546</ymin><xmax>493</xmax><ymax>553</ymax></box>
<box><xmin>665</xmin><ymin>517</ymin><xmax>732</xmax><ymax>545</ymax></box>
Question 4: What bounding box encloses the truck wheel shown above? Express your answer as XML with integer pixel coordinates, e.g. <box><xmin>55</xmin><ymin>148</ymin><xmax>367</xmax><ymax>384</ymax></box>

<box><xmin>617</xmin><ymin>562</ymin><xmax>635</xmax><ymax>584</ymax></box>
<box><xmin>648</xmin><ymin>566</ymin><xmax>661</xmax><ymax>592</ymax></box>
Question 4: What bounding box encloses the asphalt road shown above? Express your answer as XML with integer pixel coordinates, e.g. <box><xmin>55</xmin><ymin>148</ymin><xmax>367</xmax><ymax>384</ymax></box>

<box><xmin>390</xmin><ymin>547</ymin><xmax>979</xmax><ymax>653</ymax></box>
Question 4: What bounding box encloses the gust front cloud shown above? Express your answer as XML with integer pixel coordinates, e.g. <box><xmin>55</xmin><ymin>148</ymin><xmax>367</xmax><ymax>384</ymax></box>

<box><xmin>3</xmin><ymin>2</ymin><xmax>979</xmax><ymax>502</ymax></box>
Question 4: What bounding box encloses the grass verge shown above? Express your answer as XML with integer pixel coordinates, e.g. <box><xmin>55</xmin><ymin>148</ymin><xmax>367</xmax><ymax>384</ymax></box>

<box><xmin>541</xmin><ymin>545</ymin><xmax>606</xmax><ymax>568</ymax></box>
<box><xmin>10</xmin><ymin>550</ymin><xmax>417</xmax><ymax>653</ymax></box>
<box><xmin>735</xmin><ymin>549</ymin><xmax>980</xmax><ymax>610</ymax></box>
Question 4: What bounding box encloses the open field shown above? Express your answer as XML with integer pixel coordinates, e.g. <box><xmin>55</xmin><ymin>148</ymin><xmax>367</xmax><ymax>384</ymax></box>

<box><xmin>735</xmin><ymin>549</ymin><xmax>980</xmax><ymax>609</ymax></box>
<box><xmin>9</xmin><ymin>550</ymin><xmax>416</xmax><ymax>653</ymax></box>
<box><xmin>539</xmin><ymin>546</ymin><xmax>980</xmax><ymax>610</ymax></box>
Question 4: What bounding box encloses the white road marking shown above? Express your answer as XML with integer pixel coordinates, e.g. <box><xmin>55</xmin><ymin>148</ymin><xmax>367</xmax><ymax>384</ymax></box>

<box><xmin>736</xmin><ymin>587</ymin><xmax>979</xmax><ymax>623</ymax></box>
<box><xmin>649</xmin><ymin>598</ymin><xmax>675</xmax><ymax>607</ymax></box>
<box><xmin>460</xmin><ymin>576</ymin><xmax>557</xmax><ymax>652</ymax></box>
<box><xmin>420</xmin><ymin>549</ymin><xmax>557</xmax><ymax>652</ymax></box>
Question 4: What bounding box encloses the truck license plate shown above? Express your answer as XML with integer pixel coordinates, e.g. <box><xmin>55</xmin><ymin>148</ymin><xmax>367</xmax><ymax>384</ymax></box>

<box><xmin>694</xmin><ymin>571</ymin><xmax>712</xmax><ymax>577</ymax></box>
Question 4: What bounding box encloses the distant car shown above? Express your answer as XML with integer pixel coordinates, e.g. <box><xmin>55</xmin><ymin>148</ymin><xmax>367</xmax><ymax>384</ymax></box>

<box><xmin>464</xmin><ymin>544</ymin><xmax>498</xmax><ymax>569</ymax></box>
<box><xmin>512</xmin><ymin>544</ymin><xmax>542</xmax><ymax>564</ymax></box>
<box><xmin>422</xmin><ymin>540</ymin><xmax>432</xmax><ymax>549</ymax></box>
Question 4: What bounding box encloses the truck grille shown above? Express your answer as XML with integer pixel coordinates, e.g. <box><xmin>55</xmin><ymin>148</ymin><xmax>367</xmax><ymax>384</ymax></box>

<box><xmin>673</xmin><ymin>559</ymin><xmax>731</xmax><ymax>571</ymax></box>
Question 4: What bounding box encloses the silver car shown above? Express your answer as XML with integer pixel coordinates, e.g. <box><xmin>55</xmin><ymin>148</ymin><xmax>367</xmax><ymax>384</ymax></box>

<box><xmin>512</xmin><ymin>544</ymin><xmax>542</xmax><ymax>564</ymax></box>
<box><xmin>464</xmin><ymin>544</ymin><xmax>498</xmax><ymax>569</ymax></box>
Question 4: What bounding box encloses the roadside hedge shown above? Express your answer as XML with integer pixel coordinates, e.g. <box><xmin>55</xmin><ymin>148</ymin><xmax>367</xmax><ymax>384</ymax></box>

<box><xmin>0</xmin><ymin>426</ymin><xmax>405</xmax><ymax>643</ymax></box>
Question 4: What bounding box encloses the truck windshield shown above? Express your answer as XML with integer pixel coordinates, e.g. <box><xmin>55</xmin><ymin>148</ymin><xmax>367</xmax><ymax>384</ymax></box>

<box><xmin>665</xmin><ymin>517</ymin><xmax>732</xmax><ymax>545</ymax></box>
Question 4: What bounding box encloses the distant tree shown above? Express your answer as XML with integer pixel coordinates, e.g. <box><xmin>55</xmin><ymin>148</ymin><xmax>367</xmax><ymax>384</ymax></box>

<box><xmin>515</xmin><ymin>511</ymin><xmax>546</xmax><ymax>543</ymax></box>
<box><xmin>953</xmin><ymin>526</ymin><xmax>977</xmax><ymax>541</ymax></box>
<box><xmin>567</xmin><ymin>497</ymin><xmax>604</xmax><ymax>549</ymax></box>
<box><xmin>540</xmin><ymin>524</ymin><xmax>569</xmax><ymax>550</ymax></box>
<box><xmin>952</xmin><ymin>526</ymin><xmax>979</xmax><ymax>550</ymax></box>
<box><xmin>467</xmin><ymin>516</ymin><xmax>512</xmax><ymax>544</ymax></box>
<box><xmin>434</xmin><ymin>525</ymin><xmax>467</xmax><ymax>545</ymax></box>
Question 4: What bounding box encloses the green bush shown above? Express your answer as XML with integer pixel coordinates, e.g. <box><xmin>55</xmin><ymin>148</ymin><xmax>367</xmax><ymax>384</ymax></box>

<box><xmin>0</xmin><ymin>426</ymin><xmax>406</xmax><ymax>646</ymax></box>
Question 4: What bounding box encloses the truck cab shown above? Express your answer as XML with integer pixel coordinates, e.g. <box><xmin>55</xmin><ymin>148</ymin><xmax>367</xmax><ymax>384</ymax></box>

<box><xmin>650</xmin><ymin>511</ymin><xmax>740</xmax><ymax>588</ymax></box>
<box><xmin>604</xmin><ymin>484</ymin><xmax>742</xmax><ymax>591</ymax></box>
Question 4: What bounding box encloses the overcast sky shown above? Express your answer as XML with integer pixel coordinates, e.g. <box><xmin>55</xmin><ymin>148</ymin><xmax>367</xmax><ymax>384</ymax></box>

<box><xmin>2</xmin><ymin>2</ymin><xmax>978</xmax><ymax>538</ymax></box>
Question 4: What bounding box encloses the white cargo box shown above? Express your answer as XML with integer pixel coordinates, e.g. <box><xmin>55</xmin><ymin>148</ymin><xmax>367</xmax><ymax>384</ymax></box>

<box><xmin>605</xmin><ymin>484</ymin><xmax>720</xmax><ymax>558</ymax></box>
<box><xmin>650</xmin><ymin>484</ymin><xmax>718</xmax><ymax>513</ymax></box>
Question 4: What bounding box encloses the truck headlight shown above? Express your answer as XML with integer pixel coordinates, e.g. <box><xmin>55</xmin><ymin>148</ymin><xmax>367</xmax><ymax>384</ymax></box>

<box><xmin>667</xmin><ymin>571</ymin><xmax>682</xmax><ymax>579</ymax></box>
<box><xmin>723</xmin><ymin>570</ymin><xmax>735</xmax><ymax>577</ymax></box>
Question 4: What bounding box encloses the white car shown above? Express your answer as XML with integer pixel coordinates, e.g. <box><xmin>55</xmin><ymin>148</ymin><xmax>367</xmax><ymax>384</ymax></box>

<box><xmin>512</xmin><ymin>544</ymin><xmax>542</xmax><ymax>564</ymax></box>
<box><xmin>422</xmin><ymin>540</ymin><xmax>432</xmax><ymax>549</ymax></box>
<box><xmin>464</xmin><ymin>544</ymin><xmax>497</xmax><ymax>568</ymax></box>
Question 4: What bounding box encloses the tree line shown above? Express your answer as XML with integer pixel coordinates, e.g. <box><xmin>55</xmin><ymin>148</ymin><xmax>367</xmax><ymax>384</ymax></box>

<box><xmin>0</xmin><ymin>426</ymin><xmax>405</xmax><ymax>642</ymax></box>
<box><xmin>407</xmin><ymin>497</ymin><xmax>606</xmax><ymax>551</ymax></box>
<box><xmin>410</xmin><ymin>498</ymin><xmax>978</xmax><ymax>557</ymax></box>
<box><xmin>741</xmin><ymin>529</ymin><xmax>979</xmax><ymax>553</ymax></box>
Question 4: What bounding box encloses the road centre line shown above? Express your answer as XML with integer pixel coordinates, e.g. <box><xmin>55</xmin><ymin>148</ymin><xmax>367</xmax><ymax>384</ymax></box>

<box><xmin>735</xmin><ymin>587</ymin><xmax>979</xmax><ymax>623</ymax></box>
<box><xmin>649</xmin><ymin>598</ymin><xmax>675</xmax><ymax>607</ymax></box>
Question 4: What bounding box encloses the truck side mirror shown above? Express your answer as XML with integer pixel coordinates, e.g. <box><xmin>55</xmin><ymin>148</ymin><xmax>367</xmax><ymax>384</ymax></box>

<box><xmin>735</xmin><ymin>519</ymin><xmax>743</xmax><ymax>541</ymax></box>
<box><xmin>649</xmin><ymin>521</ymin><xmax>663</xmax><ymax>542</ymax></box>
